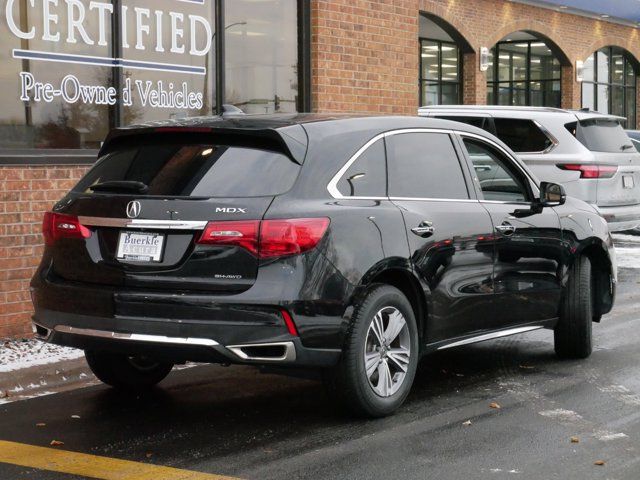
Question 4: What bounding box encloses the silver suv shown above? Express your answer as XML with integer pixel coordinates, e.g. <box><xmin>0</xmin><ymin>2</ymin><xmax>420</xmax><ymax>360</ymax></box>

<box><xmin>419</xmin><ymin>106</ymin><xmax>640</xmax><ymax>232</ymax></box>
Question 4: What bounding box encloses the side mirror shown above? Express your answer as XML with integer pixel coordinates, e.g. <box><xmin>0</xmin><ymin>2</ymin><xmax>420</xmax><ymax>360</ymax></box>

<box><xmin>539</xmin><ymin>181</ymin><xmax>566</xmax><ymax>207</ymax></box>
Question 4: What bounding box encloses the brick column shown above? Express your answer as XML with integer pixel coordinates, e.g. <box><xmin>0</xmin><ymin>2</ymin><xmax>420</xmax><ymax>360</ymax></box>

<box><xmin>561</xmin><ymin>64</ymin><xmax>579</xmax><ymax>109</ymax></box>
<box><xmin>462</xmin><ymin>52</ymin><xmax>486</xmax><ymax>105</ymax></box>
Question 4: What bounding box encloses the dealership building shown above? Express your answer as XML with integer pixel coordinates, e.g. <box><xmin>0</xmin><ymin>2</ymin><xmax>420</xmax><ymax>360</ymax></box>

<box><xmin>1</xmin><ymin>0</ymin><xmax>639</xmax><ymax>337</ymax></box>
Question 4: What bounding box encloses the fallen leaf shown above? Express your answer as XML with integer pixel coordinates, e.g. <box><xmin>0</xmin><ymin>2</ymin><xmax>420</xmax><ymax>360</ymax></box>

<box><xmin>50</xmin><ymin>440</ymin><xmax>64</xmax><ymax>447</ymax></box>
<box><xmin>519</xmin><ymin>365</ymin><xmax>535</xmax><ymax>369</ymax></box>
<box><xmin>36</xmin><ymin>423</ymin><xmax>46</xmax><ymax>427</ymax></box>
<box><xmin>594</xmin><ymin>460</ymin><xmax>605</xmax><ymax>466</ymax></box>
<box><xmin>145</xmin><ymin>453</ymin><xmax>153</xmax><ymax>458</ymax></box>
<box><xmin>71</xmin><ymin>415</ymin><xmax>81</xmax><ymax>419</ymax></box>
<box><xmin>570</xmin><ymin>436</ymin><xmax>579</xmax><ymax>443</ymax></box>
<box><xmin>489</xmin><ymin>402</ymin><xmax>501</xmax><ymax>409</ymax></box>
<box><xmin>462</xmin><ymin>420</ymin><xmax>472</xmax><ymax>426</ymax></box>
<box><xmin>0</xmin><ymin>391</ymin><xmax>8</xmax><ymax>399</ymax></box>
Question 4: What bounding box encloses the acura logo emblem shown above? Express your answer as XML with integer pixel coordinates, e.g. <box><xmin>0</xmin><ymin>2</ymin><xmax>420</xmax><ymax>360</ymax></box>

<box><xmin>126</xmin><ymin>201</ymin><xmax>141</xmax><ymax>219</ymax></box>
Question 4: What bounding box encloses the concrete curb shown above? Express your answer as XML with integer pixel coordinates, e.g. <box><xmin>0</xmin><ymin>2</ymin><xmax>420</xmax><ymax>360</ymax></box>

<box><xmin>0</xmin><ymin>356</ymin><xmax>98</xmax><ymax>404</ymax></box>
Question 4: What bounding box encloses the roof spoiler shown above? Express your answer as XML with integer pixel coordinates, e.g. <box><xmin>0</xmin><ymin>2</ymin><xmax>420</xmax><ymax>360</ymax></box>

<box><xmin>99</xmin><ymin>125</ymin><xmax>308</xmax><ymax>165</ymax></box>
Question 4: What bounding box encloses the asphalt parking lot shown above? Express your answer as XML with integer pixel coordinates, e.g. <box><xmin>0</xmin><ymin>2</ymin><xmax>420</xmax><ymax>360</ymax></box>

<box><xmin>1</xmin><ymin>246</ymin><xmax>639</xmax><ymax>479</ymax></box>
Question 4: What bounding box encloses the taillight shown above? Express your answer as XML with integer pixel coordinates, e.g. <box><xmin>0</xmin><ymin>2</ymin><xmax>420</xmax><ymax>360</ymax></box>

<box><xmin>557</xmin><ymin>164</ymin><xmax>618</xmax><ymax>179</ymax></box>
<box><xmin>42</xmin><ymin>212</ymin><xmax>91</xmax><ymax>245</ymax></box>
<box><xmin>197</xmin><ymin>220</ymin><xmax>260</xmax><ymax>256</ymax></box>
<box><xmin>197</xmin><ymin>217</ymin><xmax>330</xmax><ymax>259</ymax></box>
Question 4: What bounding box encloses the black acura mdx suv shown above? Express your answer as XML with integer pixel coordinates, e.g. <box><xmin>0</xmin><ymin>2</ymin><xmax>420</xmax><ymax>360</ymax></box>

<box><xmin>31</xmin><ymin>115</ymin><xmax>616</xmax><ymax>417</ymax></box>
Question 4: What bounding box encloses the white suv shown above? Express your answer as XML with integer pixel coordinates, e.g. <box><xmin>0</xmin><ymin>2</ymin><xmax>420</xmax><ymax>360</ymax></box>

<box><xmin>419</xmin><ymin>106</ymin><xmax>640</xmax><ymax>232</ymax></box>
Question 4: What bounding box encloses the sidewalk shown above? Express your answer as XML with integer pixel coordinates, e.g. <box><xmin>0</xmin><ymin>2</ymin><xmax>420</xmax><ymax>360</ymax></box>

<box><xmin>0</xmin><ymin>339</ymin><xmax>97</xmax><ymax>404</ymax></box>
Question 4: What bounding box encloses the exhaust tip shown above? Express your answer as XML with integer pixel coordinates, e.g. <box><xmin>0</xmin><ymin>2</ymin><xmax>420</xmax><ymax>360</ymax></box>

<box><xmin>226</xmin><ymin>341</ymin><xmax>296</xmax><ymax>362</ymax></box>
<box><xmin>32</xmin><ymin>323</ymin><xmax>52</xmax><ymax>341</ymax></box>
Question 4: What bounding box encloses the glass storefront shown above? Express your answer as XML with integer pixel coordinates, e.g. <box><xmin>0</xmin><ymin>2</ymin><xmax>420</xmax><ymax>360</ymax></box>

<box><xmin>0</xmin><ymin>0</ymin><xmax>305</xmax><ymax>154</ymax></box>
<box><xmin>487</xmin><ymin>40</ymin><xmax>561</xmax><ymax>107</ymax></box>
<box><xmin>582</xmin><ymin>47</ymin><xmax>637</xmax><ymax>128</ymax></box>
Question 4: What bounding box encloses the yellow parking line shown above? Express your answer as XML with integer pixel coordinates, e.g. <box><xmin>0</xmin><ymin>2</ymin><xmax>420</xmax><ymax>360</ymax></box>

<box><xmin>0</xmin><ymin>440</ymin><xmax>240</xmax><ymax>480</ymax></box>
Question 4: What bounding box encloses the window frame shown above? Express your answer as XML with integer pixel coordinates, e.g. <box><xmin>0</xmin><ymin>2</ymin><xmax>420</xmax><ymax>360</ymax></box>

<box><xmin>335</xmin><ymin>137</ymin><xmax>388</xmax><ymax>198</ymax></box>
<box><xmin>456</xmin><ymin>132</ymin><xmax>537</xmax><ymax>205</ymax></box>
<box><xmin>419</xmin><ymin>38</ymin><xmax>462</xmax><ymax>107</ymax></box>
<box><xmin>581</xmin><ymin>46</ymin><xmax>637</xmax><ymax>129</ymax></box>
<box><xmin>0</xmin><ymin>0</ymin><xmax>311</xmax><ymax>165</ymax></box>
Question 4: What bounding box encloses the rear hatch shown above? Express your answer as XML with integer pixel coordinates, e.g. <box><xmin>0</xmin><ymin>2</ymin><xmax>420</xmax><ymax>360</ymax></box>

<box><xmin>568</xmin><ymin>115</ymin><xmax>640</xmax><ymax>207</ymax></box>
<box><xmin>48</xmin><ymin>128</ymin><xmax>303</xmax><ymax>293</ymax></box>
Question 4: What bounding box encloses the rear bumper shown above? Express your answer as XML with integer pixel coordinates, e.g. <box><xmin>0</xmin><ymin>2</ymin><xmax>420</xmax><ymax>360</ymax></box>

<box><xmin>594</xmin><ymin>204</ymin><xmax>640</xmax><ymax>232</ymax></box>
<box><xmin>32</xmin><ymin>309</ymin><xmax>341</xmax><ymax>368</ymax></box>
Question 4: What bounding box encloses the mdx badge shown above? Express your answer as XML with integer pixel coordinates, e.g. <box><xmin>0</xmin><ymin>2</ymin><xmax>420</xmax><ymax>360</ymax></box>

<box><xmin>126</xmin><ymin>201</ymin><xmax>141</xmax><ymax>219</ymax></box>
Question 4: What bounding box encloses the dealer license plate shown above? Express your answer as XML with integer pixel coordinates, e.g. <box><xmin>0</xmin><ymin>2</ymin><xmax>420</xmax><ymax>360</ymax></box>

<box><xmin>116</xmin><ymin>231</ymin><xmax>165</xmax><ymax>262</ymax></box>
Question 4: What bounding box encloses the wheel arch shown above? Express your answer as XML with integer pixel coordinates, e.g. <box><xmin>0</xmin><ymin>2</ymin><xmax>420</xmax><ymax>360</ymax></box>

<box><xmin>364</xmin><ymin>267</ymin><xmax>428</xmax><ymax>343</ymax></box>
<box><xmin>576</xmin><ymin>239</ymin><xmax>615</xmax><ymax>320</ymax></box>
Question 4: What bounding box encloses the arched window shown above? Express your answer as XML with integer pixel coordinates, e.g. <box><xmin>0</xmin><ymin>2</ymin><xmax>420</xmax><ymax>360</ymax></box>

<box><xmin>487</xmin><ymin>33</ymin><xmax>561</xmax><ymax>107</ymax></box>
<box><xmin>419</xmin><ymin>14</ymin><xmax>468</xmax><ymax>106</ymax></box>
<box><xmin>582</xmin><ymin>47</ymin><xmax>637</xmax><ymax>128</ymax></box>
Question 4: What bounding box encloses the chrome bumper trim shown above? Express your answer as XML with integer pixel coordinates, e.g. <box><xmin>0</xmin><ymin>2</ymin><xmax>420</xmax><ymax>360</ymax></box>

<box><xmin>77</xmin><ymin>217</ymin><xmax>208</xmax><ymax>230</ymax></box>
<box><xmin>226</xmin><ymin>341</ymin><xmax>297</xmax><ymax>362</ymax></box>
<box><xmin>437</xmin><ymin>326</ymin><xmax>544</xmax><ymax>350</ymax></box>
<box><xmin>53</xmin><ymin>325</ymin><xmax>219</xmax><ymax>347</ymax></box>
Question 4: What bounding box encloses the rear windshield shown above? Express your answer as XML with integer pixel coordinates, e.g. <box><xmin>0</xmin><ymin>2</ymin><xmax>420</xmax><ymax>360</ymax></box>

<box><xmin>566</xmin><ymin>119</ymin><xmax>634</xmax><ymax>153</ymax></box>
<box><xmin>74</xmin><ymin>142</ymin><xmax>300</xmax><ymax>197</ymax></box>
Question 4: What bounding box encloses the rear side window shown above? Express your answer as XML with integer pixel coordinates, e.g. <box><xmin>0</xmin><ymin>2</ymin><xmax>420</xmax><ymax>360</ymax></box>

<box><xmin>494</xmin><ymin>118</ymin><xmax>553</xmax><ymax>153</ymax></box>
<box><xmin>74</xmin><ymin>142</ymin><xmax>300</xmax><ymax>197</ymax></box>
<box><xmin>336</xmin><ymin>138</ymin><xmax>387</xmax><ymax>197</ymax></box>
<box><xmin>566</xmin><ymin>119</ymin><xmax>635</xmax><ymax>153</ymax></box>
<box><xmin>386</xmin><ymin>132</ymin><xmax>469</xmax><ymax>199</ymax></box>
<box><xmin>435</xmin><ymin>115</ymin><xmax>491</xmax><ymax>132</ymax></box>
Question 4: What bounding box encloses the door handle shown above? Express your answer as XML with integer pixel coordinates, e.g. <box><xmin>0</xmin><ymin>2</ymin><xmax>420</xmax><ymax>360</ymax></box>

<box><xmin>411</xmin><ymin>221</ymin><xmax>435</xmax><ymax>238</ymax></box>
<box><xmin>495</xmin><ymin>222</ymin><xmax>516</xmax><ymax>236</ymax></box>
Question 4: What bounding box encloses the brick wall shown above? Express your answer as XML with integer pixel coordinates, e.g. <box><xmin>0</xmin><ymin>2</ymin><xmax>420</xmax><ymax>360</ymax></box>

<box><xmin>0</xmin><ymin>166</ymin><xmax>89</xmax><ymax>338</ymax></box>
<box><xmin>311</xmin><ymin>0</ymin><xmax>420</xmax><ymax>114</ymax></box>
<box><xmin>311</xmin><ymin>0</ymin><xmax>640</xmax><ymax>123</ymax></box>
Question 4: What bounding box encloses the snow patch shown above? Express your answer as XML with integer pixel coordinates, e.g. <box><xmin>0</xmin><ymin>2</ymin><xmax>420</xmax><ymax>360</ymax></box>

<box><xmin>0</xmin><ymin>339</ymin><xmax>84</xmax><ymax>373</ymax></box>
<box><xmin>614</xmin><ymin>247</ymin><xmax>640</xmax><ymax>269</ymax></box>
<box><xmin>595</xmin><ymin>432</ymin><xmax>628</xmax><ymax>442</ymax></box>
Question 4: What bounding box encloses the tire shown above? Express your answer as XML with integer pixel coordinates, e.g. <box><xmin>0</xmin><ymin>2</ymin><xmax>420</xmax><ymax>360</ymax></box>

<box><xmin>85</xmin><ymin>351</ymin><xmax>173</xmax><ymax>389</ymax></box>
<box><xmin>323</xmin><ymin>284</ymin><xmax>419</xmax><ymax>417</ymax></box>
<box><xmin>554</xmin><ymin>256</ymin><xmax>593</xmax><ymax>359</ymax></box>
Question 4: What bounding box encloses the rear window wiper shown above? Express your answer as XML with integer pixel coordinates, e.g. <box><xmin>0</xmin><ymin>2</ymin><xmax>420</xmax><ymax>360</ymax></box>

<box><xmin>621</xmin><ymin>144</ymin><xmax>635</xmax><ymax>151</ymax></box>
<box><xmin>89</xmin><ymin>180</ymin><xmax>149</xmax><ymax>194</ymax></box>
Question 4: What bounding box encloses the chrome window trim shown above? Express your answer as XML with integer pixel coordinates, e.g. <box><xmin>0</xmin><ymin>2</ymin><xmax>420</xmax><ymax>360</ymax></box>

<box><xmin>389</xmin><ymin>197</ymin><xmax>479</xmax><ymax>203</ymax></box>
<box><xmin>53</xmin><ymin>325</ymin><xmax>219</xmax><ymax>347</ymax></box>
<box><xmin>78</xmin><ymin>217</ymin><xmax>208</xmax><ymax>230</ymax></box>
<box><xmin>327</xmin><ymin>128</ymin><xmax>467</xmax><ymax>201</ymax></box>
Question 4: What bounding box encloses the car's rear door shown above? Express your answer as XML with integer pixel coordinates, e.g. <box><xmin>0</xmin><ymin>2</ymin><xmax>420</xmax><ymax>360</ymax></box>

<box><xmin>386</xmin><ymin>129</ymin><xmax>496</xmax><ymax>343</ymax></box>
<box><xmin>457</xmin><ymin>134</ymin><xmax>564</xmax><ymax>326</ymax></box>
<box><xmin>50</xmin><ymin>131</ymin><xmax>302</xmax><ymax>294</ymax></box>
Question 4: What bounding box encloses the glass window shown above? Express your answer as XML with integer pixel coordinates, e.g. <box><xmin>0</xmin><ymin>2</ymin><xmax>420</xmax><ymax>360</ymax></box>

<box><xmin>74</xmin><ymin>137</ymin><xmax>300</xmax><ymax>197</ymax></box>
<box><xmin>0</xmin><ymin>1</ymin><xmax>306</xmax><ymax>154</ymax></box>
<box><xmin>336</xmin><ymin>139</ymin><xmax>387</xmax><ymax>197</ymax></box>
<box><xmin>225</xmin><ymin>0</ymin><xmax>298</xmax><ymax>114</ymax></box>
<box><xmin>419</xmin><ymin>40</ymin><xmax>460</xmax><ymax>106</ymax></box>
<box><xmin>582</xmin><ymin>47</ymin><xmax>637</xmax><ymax>128</ymax></box>
<box><xmin>0</xmin><ymin>0</ymin><xmax>114</xmax><ymax>149</ymax></box>
<box><xmin>567</xmin><ymin>119</ymin><xmax>634</xmax><ymax>154</ymax></box>
<box><xmin>487</xmin><ymin>39</ymin><xmax>562</xmax><ymax>108</ymax></box>
<box><xmin>493</xmin><ymin>118</ymin><xmax>553</xmax><ymax>153</ymax></box>
<box><xmin>463</xmin><ymin>138</ymin><xmax>529</xmax><ymax>203</ymax></box>
<box><xmin>387</xmin><ymin>132</ymin><xmax>469</xmax><ymax>199</ymax></box>
<box><xmin>120</xmin><ymin>1</ymin><xmax>216</xmax><ymax>125</ymax></box>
